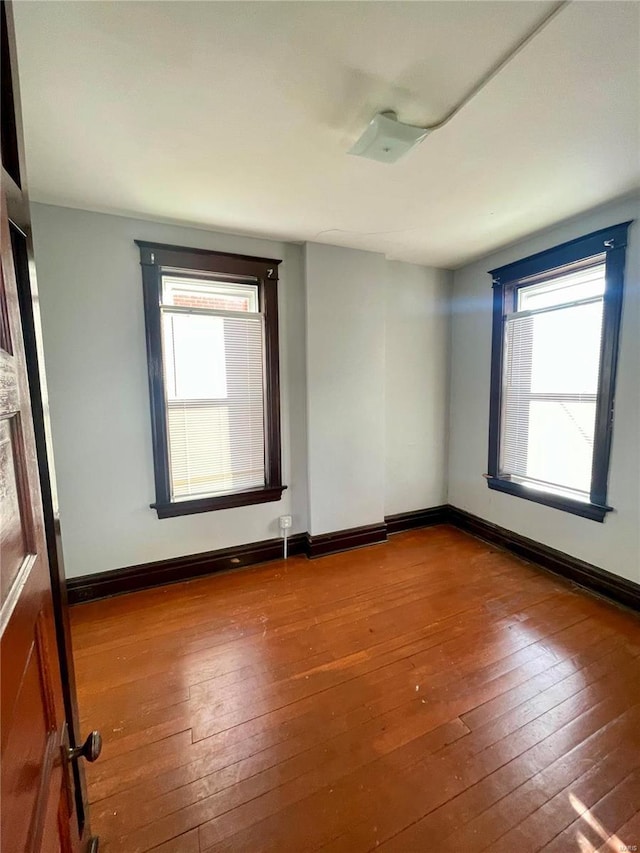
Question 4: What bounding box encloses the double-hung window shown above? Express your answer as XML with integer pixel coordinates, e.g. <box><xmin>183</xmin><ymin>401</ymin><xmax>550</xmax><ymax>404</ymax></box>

<box><xmin>137</xmin><ymin>242</ymin><xmax>284</xmax><ymax>518</ymax></box>
<box><xmin>487</xmin><ymin>222</ymin><xmax>631</xmax><ymax>522</ymax></box>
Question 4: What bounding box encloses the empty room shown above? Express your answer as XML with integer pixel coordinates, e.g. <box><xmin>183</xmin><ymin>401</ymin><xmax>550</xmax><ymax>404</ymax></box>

<box><xmin>1</xmin><ymin>0</ymin><xmax>639</xmax><ymax>851</ymax></box>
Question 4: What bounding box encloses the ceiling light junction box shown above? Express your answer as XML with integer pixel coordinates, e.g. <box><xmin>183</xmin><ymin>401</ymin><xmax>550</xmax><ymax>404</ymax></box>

<box><xmin>348</xmin><ymin>111</ymin><xmax>430</xmax><ymax>163</ymax></box>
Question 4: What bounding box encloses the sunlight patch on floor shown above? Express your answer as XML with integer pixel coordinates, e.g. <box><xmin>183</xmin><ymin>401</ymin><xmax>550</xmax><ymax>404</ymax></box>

<box><xmin>570</xmin><ymin>792</ymin><xmax>624</xmax><ymax>852</ymax></box>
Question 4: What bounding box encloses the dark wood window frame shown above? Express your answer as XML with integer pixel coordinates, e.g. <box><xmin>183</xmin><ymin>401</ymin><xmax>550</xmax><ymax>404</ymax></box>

<box><xmin>487</xmin><ymin>221</ymin><xmax>632</xmax><ymax>523</ymax></box>
<box><xmin>136</xmin><ymin>241</ymin><xmax>285</xmax><ymax>519</ymax></box>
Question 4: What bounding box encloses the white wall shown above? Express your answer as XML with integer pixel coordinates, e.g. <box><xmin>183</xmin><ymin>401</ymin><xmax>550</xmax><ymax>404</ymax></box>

<box><xmin>31</xmin><ymin>205</ymin><xmax>450</xmax><ymax>577</ymax></box>
<box><xmin>32</xmin><ymin>198</ymin><xmax>639</xmax><ymax>581</ymax></box>
<box><xmin>448</xmin><ymin>195</ymin><xmax>640</xmax><ymax>583</ymax></box>
<box><xmin>304</xmin><ymin>244</ymin><xmax>387</xmax><ymax>535</ymax></box>
<box><xmin>303</xmin><ymin>247</ymin><xmax>451</xmax><ymax>535</ymax></box>
<box><xmin>384</xmin><ymin>262</ymin><xmax>451</xmax><ymax>516</ymax></box>
<box><xmin>30</xmin><ymin>204</ymin><xmax>308</xmax><ymax>577</ymax></box>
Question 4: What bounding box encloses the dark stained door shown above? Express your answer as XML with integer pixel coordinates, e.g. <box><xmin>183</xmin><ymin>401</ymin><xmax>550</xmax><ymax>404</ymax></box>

<box><xmin>0</xmin><ymin>182</ymin><xmax>83</xmax><ymax>851</ymax></box>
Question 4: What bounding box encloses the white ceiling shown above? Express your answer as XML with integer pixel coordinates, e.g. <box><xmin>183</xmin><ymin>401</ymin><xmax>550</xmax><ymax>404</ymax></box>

<box><xmin>13</xmin><ymin>1</ymin><xmax>640</xmax><ymax>268</ymax></box>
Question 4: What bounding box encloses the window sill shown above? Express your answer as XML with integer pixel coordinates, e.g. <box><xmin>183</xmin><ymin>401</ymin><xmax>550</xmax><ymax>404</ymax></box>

<box><xmin>486</xmin><ymin>477</ymin><xmax>611</xmax><ymax>522</ymax></box>
<box><xmin>151</xmin><ymin>485</ymin><xmax>287</xmax><ymax>518</ymax></box>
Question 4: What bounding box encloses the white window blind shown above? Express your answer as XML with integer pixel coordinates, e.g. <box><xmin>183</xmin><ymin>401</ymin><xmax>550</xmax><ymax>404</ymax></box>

<box><xmin>499</xmin><ymin>261</ymin><xmax>606</xmax><ymax>501</ymax></box>
<box><xmin>160</xmin><ymin>275</ymin><xmax>266</xmax><ymax>500</ymax></box>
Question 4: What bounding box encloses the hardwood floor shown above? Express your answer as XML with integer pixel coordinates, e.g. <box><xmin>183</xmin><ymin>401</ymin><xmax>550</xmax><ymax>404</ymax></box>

<box><xmin>69</xmin><ymin>525</ymin><xmax>640</xmax><ymax>852</ymax></box>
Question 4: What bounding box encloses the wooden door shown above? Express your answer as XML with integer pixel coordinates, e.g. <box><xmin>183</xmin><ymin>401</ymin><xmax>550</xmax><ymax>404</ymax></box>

<box><xmin>1</xmin><ymin>1</ymin><xmax>98</xmax><ymax>848</ymax></box>
<box><xmin>0</xmin><ymin>183</ymin><xmax>82</xmax><ymax>851</ymax></box>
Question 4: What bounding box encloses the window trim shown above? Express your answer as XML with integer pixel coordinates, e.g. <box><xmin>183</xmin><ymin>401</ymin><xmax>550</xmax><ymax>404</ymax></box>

<box><xmin>136</xmin><ymin>241</ymin><xmax>285</xmax><ymax>518</ymax></box>
<box><xmin>487</xmin><ymin>221</ymin><xmax>632</xmax><ymax>522</ymax></box>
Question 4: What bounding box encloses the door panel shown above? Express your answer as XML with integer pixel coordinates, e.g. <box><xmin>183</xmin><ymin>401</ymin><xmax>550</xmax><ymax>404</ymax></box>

<box><xmin>3</xmin><ymin>612</ymin><xmax>56</xmax><ymax>851</ymax></box>
<box><xmin>0</xmin><ymin>414</ymin><xmax>30</xmax><ymax>602</ymax></box>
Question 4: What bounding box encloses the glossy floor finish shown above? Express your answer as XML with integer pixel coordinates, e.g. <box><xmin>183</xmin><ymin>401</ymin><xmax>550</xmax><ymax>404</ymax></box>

<box><xmin>70</xmin><ymin>526</ymin><xmax>640</xmax><ymax>853</ymax></box>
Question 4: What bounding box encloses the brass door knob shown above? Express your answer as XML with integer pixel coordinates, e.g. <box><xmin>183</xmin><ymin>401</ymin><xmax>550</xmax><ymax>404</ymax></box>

<box><xmin>67</xmin><ymin>731</ymin><xmax>102</xmax><ymax>763</ymax></box>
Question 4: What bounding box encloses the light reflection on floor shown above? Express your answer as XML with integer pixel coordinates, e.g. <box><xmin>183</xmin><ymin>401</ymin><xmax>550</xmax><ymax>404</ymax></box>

<box><xmin>570</xmin><ymin>792</ymin><xmax>627</xmax><ymax>852</ymax></box>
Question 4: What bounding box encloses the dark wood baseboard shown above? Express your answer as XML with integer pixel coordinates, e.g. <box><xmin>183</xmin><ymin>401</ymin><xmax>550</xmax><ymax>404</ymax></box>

<box><xmin>385</xmin><ymin>505</ymin><xmax>449</xmax><ymax>535</ymax></box>
<box><xmin>306</xmin><ymin>507</ymin><xmax>447</xmax><ymax>558</ymax></box>
<box><xmin>448</xmin><ymin>506</ymin><xmax>640</xmax><ymax>612</ymax></box>
<box><xmin>68</xmin><ymin>519</ymin><xmax>390</xmax><ymax>601</ymax></box>
<box><xmin>68</xmin><ymin>511</ymin><xmax>429</xmax><ymax>602</ymax></box>
<box><xmin>306</xmin><ymin>522</ymin><xmax>388</xmax><ymax>559</ymax></box>
<box><xmin>67</xmin><ymin>533</ymin><xmax>307</xmax><ymax>604</ymax></box>
<box><xmin>67</xmin><ymin>504</ymin><xmax>639</xmax><ymax>612</ymax></box>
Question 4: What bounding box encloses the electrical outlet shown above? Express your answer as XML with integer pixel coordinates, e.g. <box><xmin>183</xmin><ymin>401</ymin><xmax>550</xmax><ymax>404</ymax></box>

<box><xmin>279</xmin><ymin>515</ymin><xmax>292</xmax><ymax>529</ymax></box>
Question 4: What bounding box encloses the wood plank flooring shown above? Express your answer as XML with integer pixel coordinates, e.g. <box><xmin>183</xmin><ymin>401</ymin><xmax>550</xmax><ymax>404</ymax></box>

<box><xmin>69</xmin><ymin>525</ymin><xmax>640</xmax><ymax>852</ymax></box>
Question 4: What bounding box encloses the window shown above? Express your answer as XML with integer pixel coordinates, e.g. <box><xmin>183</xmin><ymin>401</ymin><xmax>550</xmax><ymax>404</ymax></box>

<box><xmin>137</xmin><ymin>241</ymin><xmax>285</xmax><ymax>518</ymax></box>
<box><xmin>487</xmin><ymin>222</ymin><xmax>631</xmax><ymax>522</ymax></box>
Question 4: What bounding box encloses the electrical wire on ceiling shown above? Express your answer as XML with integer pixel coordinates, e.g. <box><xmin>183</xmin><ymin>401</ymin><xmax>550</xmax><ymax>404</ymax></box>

<box><xmin>427</xmin><ymin>0</ymin><xmax>571</xmax><ymax>132</ymax></box>
<box><xmin>349</xmin><ymin>1</ymin><xmax>571</xmax><ymax>162</ymax></box>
